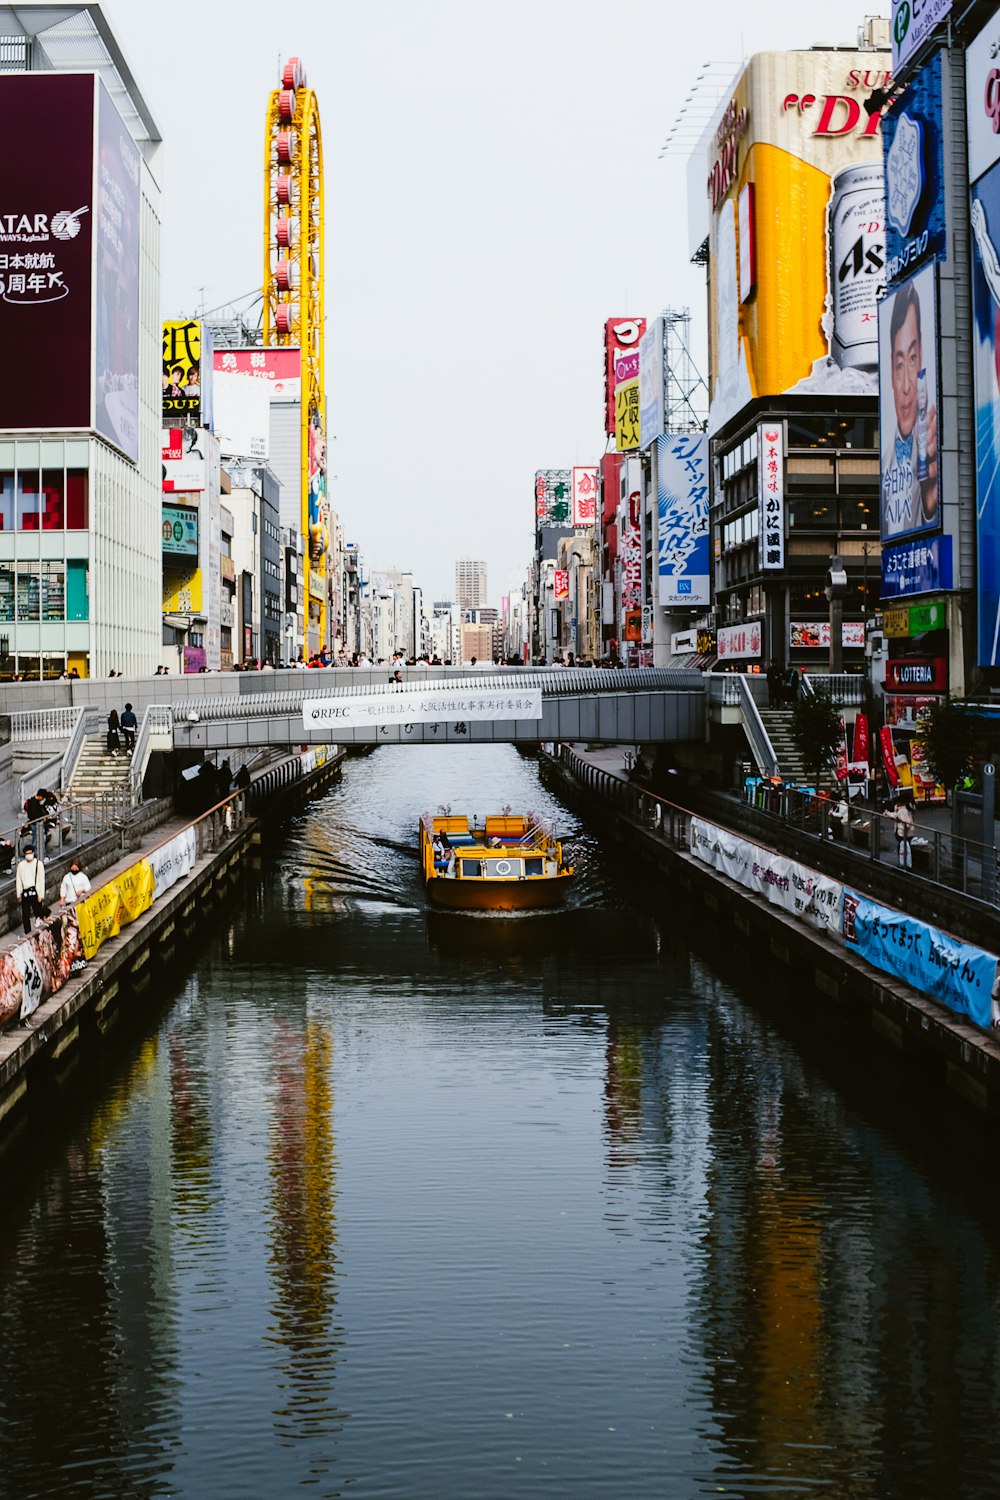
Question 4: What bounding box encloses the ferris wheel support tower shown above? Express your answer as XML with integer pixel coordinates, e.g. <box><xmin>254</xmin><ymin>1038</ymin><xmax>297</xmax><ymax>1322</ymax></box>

<box><xmin>263</xmin><ymin>57</ymin><xmax>328</xmax><ymax>652</ymax></box>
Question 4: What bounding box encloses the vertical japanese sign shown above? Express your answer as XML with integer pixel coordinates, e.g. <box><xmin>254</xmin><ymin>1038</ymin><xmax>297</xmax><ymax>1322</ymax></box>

<box><xmin>757</xmin><ymin>422</ymin><xmax>785</xmax><ymax>570</ymax></box>
<box><xmin>614</xmin><ymin>350</ymin><xmax>641</xmax><ymax>452</ymax></box>
<box><xmin>553</xmin><ymin>570</ymin><xmax>570</xmax><ymax>601</ymax></box>
<box><xmin>604</xmin><ymin>317</ymin><xmax>645</xmax><ymax>434</ymax></box>
<box><xmin>620</xmin><ymin>476</ymin><xmax>643</xmax><ymax>661</ymax></box>
<box><xmin>657</xmin><ymin>433</ymin><xmax>709</xmax><ymax>607</ymax></box>
<box><xmin>534</xmin><ymin>470</ymin><xmax>571</xmax><ymax>526</ymax></box>
<box><xmin>94</xmin><ymin>81</ymin><xmax>140</xmax><ymax>463</ymax></box>
<box><xmin>639</xmin><ymin>317</ymin><xmax>665</xmax><ymax>447</ymax></box>
<box><xmin>571</xmin><ymin>467</ymin><xmax>598</xmax><ymax>525</ymax></box>
<box><xmin>163</xmin><ymin>319</ymin><xmax>203</xmax><ymax>424</ymax></box>
<box><xmin>0</xmin><ymin>74</ymin><xmax>95</xmax><ymax>431</ymax></box>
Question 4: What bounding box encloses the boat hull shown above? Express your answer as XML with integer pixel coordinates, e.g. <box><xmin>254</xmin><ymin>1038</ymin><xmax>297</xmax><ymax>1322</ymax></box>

<box><xmin>426</xmin><ymin>874</ymin><xmax>571</xmax><ymax>912</ymax></box>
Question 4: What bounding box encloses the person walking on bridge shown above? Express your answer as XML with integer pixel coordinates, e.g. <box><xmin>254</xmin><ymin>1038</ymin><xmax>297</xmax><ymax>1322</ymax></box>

<box><xmin>15</xmin><ymin>846</ymin><xmax>45</xmax><ymax>932</ymax></box>
<box><xmin>891</xmin><ymin>794</ymin><xmax>915</xmax><ymax>869</ymax></box>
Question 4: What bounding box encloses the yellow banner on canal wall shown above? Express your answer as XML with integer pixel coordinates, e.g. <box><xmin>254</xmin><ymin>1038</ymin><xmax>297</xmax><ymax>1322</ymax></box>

<box><xmin>75</xmin><ymin>858</ymin><xmax>156</xmax><ymax>960</ymax></box>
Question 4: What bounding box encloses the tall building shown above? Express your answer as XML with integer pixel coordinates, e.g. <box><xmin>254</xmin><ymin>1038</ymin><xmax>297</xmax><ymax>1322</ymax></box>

<box><xmin>0</xmin><ymin>3</ymin><xmax>162</xmax><ymax>678</ymax></box>
<box><xmin>455</xmin><ymin>558</ymin><xmax>487</xmax><ymax>610</ymax></box>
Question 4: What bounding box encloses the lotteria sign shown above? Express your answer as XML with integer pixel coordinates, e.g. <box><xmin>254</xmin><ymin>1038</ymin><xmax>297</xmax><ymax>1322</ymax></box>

<box><xmin>884</xmin><ymin>656</ymin><xmax>947</xmax><ymax>690</ymax></box>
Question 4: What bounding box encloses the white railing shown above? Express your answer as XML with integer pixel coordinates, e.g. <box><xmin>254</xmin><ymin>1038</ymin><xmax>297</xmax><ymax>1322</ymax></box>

<box><xmin>10</xmin><ymin>706</ymin><xmax>80</xmax><ymax>742</ymax></box>
<box><xmin>17</xmin><ymin>704</ymin><xmax>102</xmax><ymax>807</ymax></box>
<box><xmin>130</xmin><ymin>704</ymin><xmax>173</xmax><ymax>804</ymax></box>
<box><xmin>802</xmin><ymin>673</ymin><xmax>865</xmax><ymax>706</ymax></box>
<box><xmin>60</xmin><ymin>705</ymin><xmax>103</xmax><ymax>790</ymax></box>
<box><xmin>736</xmin><ymin>675</ymin><xmax>780</xmax><ymax>777</ymax></box>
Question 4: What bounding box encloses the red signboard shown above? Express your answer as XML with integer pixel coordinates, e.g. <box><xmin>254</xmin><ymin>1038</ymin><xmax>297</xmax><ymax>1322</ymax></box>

<box><xmin>212</xmin><ymin>346</ymin><xmax>301</xmax><ymax>401</ymax></box>
<box><xmin>553</xmin><ymin>570</ymin><xmax>569</xmax><ymax>601</ymax></box>
<box><xmin>884</xmin><ymin>658</ymin><xmax>947</xmax><ymax>692</ymax></box>
<box><xmin>604</xmin><ymin>317</ymin><xmax>646</xmax><ymax>434</ymax></box>
<box><xmin>0</xmin><ymin>74</ymin><xmax>96</xmax><ymax>432</ymax></box>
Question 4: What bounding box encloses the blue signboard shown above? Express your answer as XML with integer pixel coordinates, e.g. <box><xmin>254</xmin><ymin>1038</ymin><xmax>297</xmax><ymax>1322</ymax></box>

<box><xmin>881</xmin><ymin>534</ymin><xmax>952</xmax><ymax>599</ymax></box>
<box><xmin>842</xmin><ymin>889</ymin><xmax>997</xmax><ymax>1031</ymax></box>
<box><xmin>657</xmin><ymin>433</ymin><xmax>709</xmax><ymax>608</ymax></box>
<box><xmin>883</xmin><ymin>51</ymin><xmax>947</xmax><ymax>289</ymax></box>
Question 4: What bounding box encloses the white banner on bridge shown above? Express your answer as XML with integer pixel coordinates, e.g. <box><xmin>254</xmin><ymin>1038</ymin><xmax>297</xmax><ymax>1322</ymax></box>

<box><xmin>302</xmin><ymin>686</ymin><xmax>543</xmax><ymax>730</ymax></box>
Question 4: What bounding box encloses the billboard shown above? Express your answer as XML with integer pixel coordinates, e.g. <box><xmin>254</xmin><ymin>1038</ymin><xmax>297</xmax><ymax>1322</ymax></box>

<box><xmin>717</xmin><ymin>621</ymin><xmax>762</xmax><ymax>660</ymax></box>
<box><xmin>614</xmin><ymin>350</ymin><xmax>640</xmax><ymax>451</ymax></box>
<box><xmin>162</xmin><ymin>505</ymin><xmax>199</xmax><ymax>557</ymax></box>
<box><xmin>604</xmin><ymin>318</ymin><xmax>645</xmax><ymax>434</ymax></box>
<box><xmin>571</xmin><ymin>467</ymin><xmax>598</xmax><ymax>525</ymax></box>
<box><xmin>94</xmin><ymin>81</ymin><xmax>140</xmax><ymax>463</ymax></box>
<box><xmin>969</xmin><ymin>18</ymin><xmax>1000</xmax><ymax>665</ymax></box>
<box><xmin>163</xmin><ymin>320</ymin><xmax>205</xmax><ymax>424</ymax></box>
<box><xmin>553</xmin><ymin>570</ymin><xmax>569</xmax><ymax>601</ymax></box>
<box><xmin>639</xmin><ymin>318</ymin><xmax>664</xmax><ymax>447</ymax></box>
<box><xmin>213</xmin><ymin>371</ymin><xmax>270</xmax><ymax>460</ymax></box>
<box><xmin>162</xmin><ymin>428</ymin><xmax>207</xmax><ymax>493</ymax></box>
<box><xmin>892</xmin><ymin>0</ymin><xmax>951</xmax><ymax>75</ymax></box>
<box><xmin>790</xmin><ymin>621</ymin><xmax>865</xmax><ymax>648</ymax></box>
<box><xmin>878</xmin><ymin>263</ymin><xmax>940</xmax><ymax>540</ymax></box>
<box><xmin>534</xmin><ymin>470</ymin><xmax>571</xmax><ymax>526</ymax></box>
<box><xmin>0</xmin><ymin>74</ymin><xmax>96</xmax><ymax>432</ymax></box>
<box><xmin>657</xmin><ymin>433</ymin><xmax>709</xmax><ymax>607</ymax></box>
<box><xmin>882</xmin><ymin>52</ymin><xmax>946</xmax><ymax>290</ymax></box>
<box><xmin>707</xmin><ymin>51</ymin><xmax>888</xmax><ymax>436</ymax></box>
<box><xmin>163</xmin><ymin>565</ymin><xmax>203</xmax><ymax>614</ymax></box>
<box><xmin>213</xmin><ymin>346</ymin><xmax>302</xmax><ymax>402</ymax></box>
<box><xmin>881</xmin><ymin>534</ymin><xmax>952</xmax><ymax>599</ymax></box>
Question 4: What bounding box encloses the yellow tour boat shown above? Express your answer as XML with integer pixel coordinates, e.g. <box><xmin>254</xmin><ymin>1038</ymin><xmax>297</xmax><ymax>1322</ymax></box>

<box><xmin>419</xmin><ymin>812</ymin><xmax>574</xmax><ymax>912</ymax></box>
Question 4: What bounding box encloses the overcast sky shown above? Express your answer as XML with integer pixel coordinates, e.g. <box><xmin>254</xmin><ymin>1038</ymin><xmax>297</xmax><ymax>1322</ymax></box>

<box><xmin>108</xmin><ymin>0</ymin><xmax>888</xmax><ymax>603</ymax></box>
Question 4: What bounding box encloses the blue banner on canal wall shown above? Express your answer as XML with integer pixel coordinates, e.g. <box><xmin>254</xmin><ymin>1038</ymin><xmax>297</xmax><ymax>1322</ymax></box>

<box><xmin>842</xmin><ymin>889</ymin><xmax>998</xmax><ymax>1030</ymax></box>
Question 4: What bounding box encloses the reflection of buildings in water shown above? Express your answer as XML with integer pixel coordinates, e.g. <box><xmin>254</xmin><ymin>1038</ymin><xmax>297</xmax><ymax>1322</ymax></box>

<box><xmin>604</xmin><ymin>1020</ymin><xmax>644</xmax><ymax>1160</ymax></box>
<box><xmin>266</xmin><ymin>1016</ymin><xmax>344</xmax><ymax>1443</ymax></box>
<box><xmin>169</xmin><ymin>1027</ymin><xmax>214</xmax><ymax>1229</ymax></box>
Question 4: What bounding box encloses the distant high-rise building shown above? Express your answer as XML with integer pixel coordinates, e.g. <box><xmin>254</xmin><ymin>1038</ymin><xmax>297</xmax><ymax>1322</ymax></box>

<box><xmin>455</xmin><ymin>558</ymin><xmax>487</xmax><ymax>610</ymax></box>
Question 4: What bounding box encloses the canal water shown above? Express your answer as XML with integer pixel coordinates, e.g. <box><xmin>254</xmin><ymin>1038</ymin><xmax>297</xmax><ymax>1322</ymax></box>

<box><xmin>2</xmin><ymin>745</ymin><xmax>1000</xmax><ymax>1499</ymax></box>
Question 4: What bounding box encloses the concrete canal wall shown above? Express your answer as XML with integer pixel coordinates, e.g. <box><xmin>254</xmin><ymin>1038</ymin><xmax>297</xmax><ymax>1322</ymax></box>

<box><xmin>544</xmin><ymin>746</ymin><xmax>1000</xmax><ymax>1137</ymax></box>
<box><xmin>0</xmin><ymin>747</ymin><xmax>346</xmax><ymax>1140</ymax></box>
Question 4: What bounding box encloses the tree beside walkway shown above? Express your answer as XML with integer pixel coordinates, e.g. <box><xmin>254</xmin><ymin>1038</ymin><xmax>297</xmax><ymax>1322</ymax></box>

<box><xmin>917</xmin><ymin>697</ymin><xmax>985</xmax><ymax>804</ymax></box>
<box><xmin>790</xmin><ymin>684</ymin><xmax>841</xmax><ymax>786</ymax></box>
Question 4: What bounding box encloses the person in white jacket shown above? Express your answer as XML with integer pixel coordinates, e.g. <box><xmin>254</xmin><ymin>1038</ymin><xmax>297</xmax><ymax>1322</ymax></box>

<box><xmin>60</xmin><ymin>860</ymin><xmax>91</xmax><ymax>909</ymax></box>
<box><xmin>15</xmin><ymin>846</ymin><xmax>45</xmax><ymax>933</ymax></box>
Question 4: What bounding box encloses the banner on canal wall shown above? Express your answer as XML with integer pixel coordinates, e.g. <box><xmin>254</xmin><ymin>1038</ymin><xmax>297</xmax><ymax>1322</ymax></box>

<box><xmin>302</xmin><ymin>687</ymin><xmax>543</xmax><ymax>731</ymax></box>
<box><xmin>690</xmin><ymin>818</ymin><xmax>843</xmax><ymax>936</ymax></box>
<box><xmin>150</xmin><ymin>829</ymin><xmax>197</xmax><ymax>901</ymax></box>
<box><xmin>0</xmin><ymin>913</ymin><xmax>82</xmax><ymax>1027</ymax></box>
<box><xmin>75</xmin><ymin>858</ymin><xmax>155</xmax><ymax>960</ymax></box>
<box><xmin>841</xmin><ymin>889</ymin><xmax>999</xmax><ymax>1031</ymax></box>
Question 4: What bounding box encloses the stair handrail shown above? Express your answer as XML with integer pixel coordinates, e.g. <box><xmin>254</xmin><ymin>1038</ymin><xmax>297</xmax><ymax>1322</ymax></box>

<box><xmin>61</xmin><ymin>705</ymin><xmax>105</xmax><ymax>792</ymax></box>
<box><xmin>130</xmin><ymin>704</ymin><xmax>173</xmax><ymax>805</ymax></box>
<box><xmin>736</xmin><ymin>675</ymin><xmax>780</xmax><ymax>777</ymax></box>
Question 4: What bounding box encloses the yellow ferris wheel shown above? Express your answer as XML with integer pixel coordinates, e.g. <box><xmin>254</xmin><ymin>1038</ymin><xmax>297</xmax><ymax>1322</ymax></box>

<box><xmin>263</xmin><ymin>57</ymin><xmax>327</xmax><ymax>651</ymax></box>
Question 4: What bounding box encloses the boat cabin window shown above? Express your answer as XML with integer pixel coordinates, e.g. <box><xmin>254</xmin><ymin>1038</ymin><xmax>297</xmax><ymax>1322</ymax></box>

<box><xmin>482</xmin><ymin>857</ymin><xmax>521</xmax><ymax>878</ymax></box>
<box><xmin>525</xmin><ymin>858</ymin><xmax>544</xmax><ymax>877</ymax></box>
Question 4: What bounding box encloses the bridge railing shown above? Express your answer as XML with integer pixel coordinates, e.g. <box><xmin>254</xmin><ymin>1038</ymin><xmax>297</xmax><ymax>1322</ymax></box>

<box><xmin>736</xmin><ymin>675</ymin><xmax>780</xmax><ymax>777</ymax></box>
<box><xmin>130</xmin><ymin>704</ymin><xmax>174</xmax><ymax>805</ymax></box>
<box><xmin>10</xmin><ymin>706</ymin><xmax>80</xmax><ymax>741</ymax></box>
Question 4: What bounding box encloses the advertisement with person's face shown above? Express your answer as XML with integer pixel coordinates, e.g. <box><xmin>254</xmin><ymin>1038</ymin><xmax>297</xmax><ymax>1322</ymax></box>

<box><xmin>879</xmin><ymin>263</ymin><xmax>940</xmax><ymax>539</ymax></box>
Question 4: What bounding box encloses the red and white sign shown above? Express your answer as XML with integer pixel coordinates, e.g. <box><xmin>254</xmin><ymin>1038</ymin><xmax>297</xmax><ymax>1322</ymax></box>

<box><xmin>790</xmin><ymin>621</ymin><xmax>865</xmax><ymax>649</ymax></box>
<box><xmin>212</xmin><ymin>346</ymin><xmax>301</xmax><ymax>401</ymax></box>
<box><xmin>553</xmin><ymin>570</ymin><xmax>570</xmax><ymax>601</ymax></box>
<box><xmin>852</xmin><ymin>712</ymin><xmax>870</xmax><ymax>766</ymax></box>
<box><xmin>717</xmin><ymin>621</ymin><xmax>762</xmax><ymax>660</ymax></box>
<box><xmin>604</xmin><ymin>317</ymin><xmax>646</xmax><ymax>435</ymax></box>
<box><xmin>620</xmin><ymin>488</ymin><xmax>643</xmax><ymax>610</ymax></box>
<box><xmin>572</xmin><ymin>466</ymin><xmax>598</xmax><ymax>525</ymax></box>
<box><xmin>162</xmin><ymin>428</ymin><xmax>207</xmax><ymax>493</ymax></box>
<box><xmin>758</xmin><ymin>422</ymin><xmax>784</xmax><ymax>570</ymax></box>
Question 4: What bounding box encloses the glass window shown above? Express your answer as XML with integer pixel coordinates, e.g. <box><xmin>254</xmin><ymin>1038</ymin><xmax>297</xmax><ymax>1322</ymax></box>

<box><xmin>41</xmin><ymin>469</ymin><xmax>64</xmax><ymax>530</ymax></box>
<box><xmin>16</xmin><ymin>654</ymin><xmax>40</xmax><ymax>681</ymax></box>
<box><xmin>788</xmin><ymin>496</ymin><xmax>836</xmax><ymax>529</ymax></box>
<box><xmin>17</xmin><ymin>472</ymin><xmax>40</xmax><ymax>530</ymax></box>
<box><xmin>788</xmin><ymin>579</ymin><xmax>827</xmax><ymax>613</ymax></box>
<box><xmin>67</xmin><ymin>560</ymin><xmax>88</xmax><ymax>621</ymax></box>
<box><xmin>0</xmin><ymin>472</ymin><xmax>12</xmax><ymax>531</ymax></box>
<box><xmin>839</xmin><ymin>495</ymin><xmax>877</xmax><ymax>530</ymax></box>
<box><xmin>17</xmin><ymin>564</ymin><xmax>38</xmax><ymax>620</ymax></box>
<box><xmin>42</xmin><ymin>562</ymin><xmax>64</xmax><ymax>621</ymax></box>
<box><xmin>41</xmin><ymin>653</ymin><xmax>65</xmax><ymax>680</ymax></box>
<box><xmin>66</xmin><ymin>471</ymin><xmax>88</xmax><ymax>529</ymax></box>
<box><xmin>0</xmin><ymin>566</ymin><xmax>12</xmax><ymax>622</ymax></box>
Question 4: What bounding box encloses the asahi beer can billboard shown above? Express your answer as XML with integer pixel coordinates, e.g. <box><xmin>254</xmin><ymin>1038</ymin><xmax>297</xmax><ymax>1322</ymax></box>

<box><xmin>707</xmin><ymin>48</ymin><xmax>888</xmax><ymax>436</ymax></box>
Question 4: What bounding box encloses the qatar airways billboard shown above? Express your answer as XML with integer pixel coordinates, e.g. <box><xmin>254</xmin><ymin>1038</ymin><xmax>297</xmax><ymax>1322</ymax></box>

<box><xmin>0</xmin><ymin>74</ymin><xmax>97</xmax><ymax>434</ymax></box>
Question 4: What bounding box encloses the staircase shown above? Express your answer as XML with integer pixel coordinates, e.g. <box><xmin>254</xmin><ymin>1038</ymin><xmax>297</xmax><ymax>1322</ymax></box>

<box><xmin>68</xmin><ymin>733</ymin><xmax>133</xmax><ymax>801</ymax></box>
<box><xmin>756</xmin><ymin>709</ymin><xmax>813</xmax><ymax>784</ymax></box>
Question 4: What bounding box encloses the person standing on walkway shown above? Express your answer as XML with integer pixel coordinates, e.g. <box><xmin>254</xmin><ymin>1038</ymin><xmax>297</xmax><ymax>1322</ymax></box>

<box><xmin>60</xmin><ymin>859</ymin><xmax>91</xmax><ymax>910</ymax></box>
<box><xmin>892</xmin><ymin>795</ymin><xmax>915</xmax><ymax>868</ymax></box>
<box><xmin>766</xmin><ymin>663</ymin><xmax>782</xmax><ymax>708</ymax></box>
<box><xmin>16</xmin><ymin>846</ymin><xmax>44</xmax><ymax>932</ymax></box>
<box><xmin>120</xmin><ymin>702</ymin><xmax>138</xmax><ymax>754</ymax></box>
<box><xmin>107</xmin><ymin>708</ymin><xmax>121</xmax><ymax>755</ymax></box>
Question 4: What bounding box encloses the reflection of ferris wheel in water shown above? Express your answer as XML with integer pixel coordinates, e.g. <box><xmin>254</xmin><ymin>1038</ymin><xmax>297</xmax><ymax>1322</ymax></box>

<box><xmin>263</xmin><ymin>56</ymin><xmax>326</xmax><ymax>648</ymax></box>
